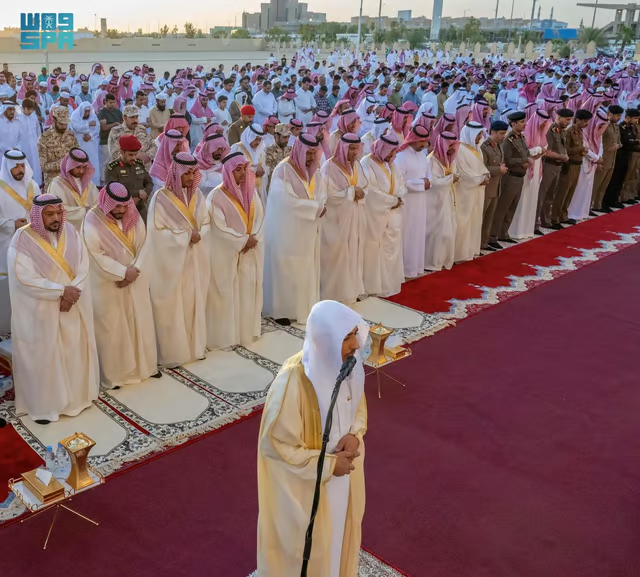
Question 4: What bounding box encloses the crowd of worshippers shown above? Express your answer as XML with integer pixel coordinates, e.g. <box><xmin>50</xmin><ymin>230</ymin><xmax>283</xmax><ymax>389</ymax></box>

<box><xmin>2</xmin><ymin>53</ymin><xmax>640</xmax><ymax>425</ymax></box>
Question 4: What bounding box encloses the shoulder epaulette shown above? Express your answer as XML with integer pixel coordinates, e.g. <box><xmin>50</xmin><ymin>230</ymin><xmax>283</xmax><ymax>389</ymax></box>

<box><xmin>106</xmin><ymin>160</ymin><xmax>119</xmax><ymax>170</ymax></box>
<box><xmin>134</xmin><ymin>159</ymin><xmax>144</xmax><ymax>165</ymax></box>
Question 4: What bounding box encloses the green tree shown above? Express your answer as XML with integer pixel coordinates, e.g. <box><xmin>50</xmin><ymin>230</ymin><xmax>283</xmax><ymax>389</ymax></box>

<box><xmin>616</xmin><ymin>24</ymin><xmax>634</xmax><ymax>52</ymax></box>
<box><xmin>385</xmin><ymin>20</ymin><xmax>407</xmax><ymax>44</ymax></box>
<box><xmin>406</xmin><ymin>28</ymin><xmax>427</xmax><ymax>49</ymax></box>
<box><xmin>171</xmin><ymin>25</ymin><xmax>179</xmax><ymax>38</ymax></box>
<box><xmin>299</xmin><ymin>24</ymin><xmax>318</xmax><ymax>43</ymax></box>
<box><xmin>212</xmin><ymin>29</ymin><xmax>228</xmax><ymax>39</ymax></box>
<box><xmin>373</xmin><ymin>29</ymin><xmax>385</xmax><ymax>47</ymax></box>
<box><xmin>105</xmin><ymin>29</ymin><xmax>123</xmax><ymax>39</ymax></box>
<box><xmin>578</xmin><ymin>27</ymin><xmax>607</xmax><ymax>47</ymax></box>
<box><xmin>265</xmin><ymin>26</ymin><xmax>284</xmax><ymax>43</ymax></box>
<box><xmin>159</xmin><ymin>24</ymin><xmax>169</xmax><ymax>38</ymax></box>
<box><xmin>462</xmin><ymin>17</ymin><xmax>484</xmax><ymax>43</ymax></box>
<box><xmin>184</xmin><ymin>22</ymin><xmax>196</xmax><ymax>38</ymax></box>
<box><xmin>231</xmin><ymin>28</ymin><xmax>251</xmax><ymax>39</ymax></box>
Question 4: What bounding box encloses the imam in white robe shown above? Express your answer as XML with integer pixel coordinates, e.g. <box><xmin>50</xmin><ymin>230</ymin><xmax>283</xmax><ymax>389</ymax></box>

<box><xmin>8</xmin><ymin>222</ymin><xmax>100</xmax><ymax>421</ymax></box>
<box><xmin>263</xmin><ymin>161</ymin><xmax>326</xmax><ymax>323</ymax></box>
<box><xmin>319</xmin><ymin>158</ymin><xmax>368</xmax><ymax>303</ymax></box>
<box><xmin>205</xmin><ymin>186</ymin><xmax>265</xmax><ymax>349</ymax></box>
<box><xmin>361</xmin><ymin>154</ymin><xmax>405</xmax><ymax>297</ymax></box>
<box><xmin>83</xmin><ymin>209</ymin><xmax>158</xmax><ymax>388</ymax></box>
<box><xmin>144</xmin><ymin>186</ymin><xmax>211</xmax><ymax>366</ymax></box>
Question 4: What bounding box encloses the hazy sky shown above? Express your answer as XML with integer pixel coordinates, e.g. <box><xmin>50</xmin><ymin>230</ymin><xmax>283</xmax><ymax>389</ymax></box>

<box><xmin>0</xmin><ymin>1</ymin><xmax>612</xmax><ymax>33</ymax></box>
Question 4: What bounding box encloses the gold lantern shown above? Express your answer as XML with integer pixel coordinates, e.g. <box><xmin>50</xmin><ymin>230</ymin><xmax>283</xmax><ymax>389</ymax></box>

<box><xmin>366</xmin><ymin>324</ymin><xmax>393</xmax><ymax>367</ymax></box>
<box><xmin>59</xmin><ymin>432</ymin><xmax>96</xmax><ymax>491</ymax></box>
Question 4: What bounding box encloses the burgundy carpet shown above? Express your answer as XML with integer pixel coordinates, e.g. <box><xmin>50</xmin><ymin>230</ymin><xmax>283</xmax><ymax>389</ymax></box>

<box><xmin>3</xmin><ymin>244</ymin><xmax>640</xmax><ymax>577</ymax></box>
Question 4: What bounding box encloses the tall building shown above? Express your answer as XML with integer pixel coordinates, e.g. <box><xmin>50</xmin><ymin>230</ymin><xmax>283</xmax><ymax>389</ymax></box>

<box><xmin>245</xmin><ymin>0</ymin><xmax>325</xmax><ymax>31</ymax></box>
<box><xmin>100</xmin><ymin>18</ymin><xmax>107</xmax><ymax>34</ymax></box>
<box><xmin>431</xmin><ymin>0</ymin><xmax>443</xmax><ymax>40</ymax></box>
<box><xmin>398</xmin><ymin>10</ymin><xmax>412</xmax><ymax>22</ymax></box>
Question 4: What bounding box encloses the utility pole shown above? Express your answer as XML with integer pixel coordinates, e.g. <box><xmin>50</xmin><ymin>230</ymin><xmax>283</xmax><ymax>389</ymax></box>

<box><xmin>508</xmin><ymin>0</ymin><xmax>515</xmax><ymax>41</ymax></box>
<box><xmin>530</xmin><ymin>0</ymin><xmax>537</xmax><ymax>29</ymax></box>
<box><xmin>495</xmin><ymin>0</ymin><xmax>500</xmax><ymax>29</ymax></box>
<box><xmin>378</xmin><ymin>0</ymin><xmax>383</xmax><ymax>30</ymax></box>
<box><xmin>357</xmin><ymin>0</ymin><xmax>364</xmax><ymax>56</ymax></box>
<box><xmin>591</xmin><ymin>0</ymin><xmax>599</xmax><ymax>27</ymax></box>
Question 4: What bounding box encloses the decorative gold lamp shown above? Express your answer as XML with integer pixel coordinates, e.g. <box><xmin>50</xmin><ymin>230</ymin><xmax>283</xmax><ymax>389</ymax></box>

<box><xmin>366</xmin><ymin>324</ymin><xmax>393</xmax><ymax>368</ymax></box>
<box><xmin>59</xmin><ymin>432</ymin><xmax>96</xmax><ymax>491</ymax></box>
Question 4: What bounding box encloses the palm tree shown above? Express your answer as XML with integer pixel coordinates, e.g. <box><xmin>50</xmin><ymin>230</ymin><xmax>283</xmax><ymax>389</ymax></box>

<box><xmin>578</xmin><ymin>27</ymin><xmax>607</xmax><ymax>48</ymax></box>
<box><xmin>616</xmin><ymin>24</ymin><xmax>635</xmax><ymax>53</ymax></box>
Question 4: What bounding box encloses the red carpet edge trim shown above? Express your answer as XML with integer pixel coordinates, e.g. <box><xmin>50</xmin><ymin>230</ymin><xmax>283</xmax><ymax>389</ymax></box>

<box><xmin>361</xmin><ymin>545</ymin><xmax>413</xmax><ymax>576</ymax></box>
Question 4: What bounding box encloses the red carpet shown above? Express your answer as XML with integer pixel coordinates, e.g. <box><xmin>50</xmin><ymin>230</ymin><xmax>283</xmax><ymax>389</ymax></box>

<box><xmin>0</xmin><ymin>425</ymin><xmax>43</xmax><ymax>503</ymax></box>
<box><xmin>389</xmin><ymin>205</ymin><xmax>640</xmax><ymax>315</ymax></box>
<box><xmin>3</xmin><ymin>244</ymin><xmax>640</xmax><ymax>576</ymax></box>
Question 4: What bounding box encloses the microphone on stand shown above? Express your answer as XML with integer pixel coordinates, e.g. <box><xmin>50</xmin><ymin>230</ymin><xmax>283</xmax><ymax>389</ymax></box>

<box><xmin>300</xmin><ymin>354</ymin><xmax>357</xmax><ymax>577</ymax></box>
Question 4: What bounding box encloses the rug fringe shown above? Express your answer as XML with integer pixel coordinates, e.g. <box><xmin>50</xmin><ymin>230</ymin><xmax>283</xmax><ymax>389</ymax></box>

<box><xmin>157</xmin><ymin>409</ymin><xmax>252</xmax><ymax>448</ymax></box>
<box><xmin>92</xmin><ymin>439</ymin><xmax>165</xmax><ymax>476</ymax></box>
<box><xmin>401</xmin><ymin>319</ymin><xmax>454</xmax><ymax>344</ymax></box>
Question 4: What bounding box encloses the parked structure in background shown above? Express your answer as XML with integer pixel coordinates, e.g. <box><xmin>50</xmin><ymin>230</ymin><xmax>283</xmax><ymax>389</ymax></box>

<box><xmin>577</xmin><ymin>2</ymin><xmax>640</xmax><ymax>37</ymax></box>
<box><xmin>242</xmin><ymin>0</ymin><xmax>326</xmax><ymax>33</ymax></box>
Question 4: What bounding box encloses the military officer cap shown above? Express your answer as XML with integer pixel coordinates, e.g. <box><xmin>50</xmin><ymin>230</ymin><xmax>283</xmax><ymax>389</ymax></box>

<box><xmin>608</xmin><ymin>104</ymin><xmax>624</xmax><ymax>115</ymax></box>
<box><xmin>625</xmin><ymin>108</ymin><xmax>640</xmax><ymax>117</ymax></box>
<box><xmin>507</xmin><ymin>111</ymin><xmax>526</xmax><ymax>123</ymax></box>
<box><xmin>490</xmin><ymin>120</ymin><xmax>509</xmax><ymax>132</ymax></box>
<box><xmin>557</xmin><ymin>108</ymin><xmax>574</xmax><ymax>118</ymax></box>
<box><xmin>574</xmin><ymin>109</ymin><xmax>593</xmax><ymax>121</ymax></box>
<box><xmin>119</xmin><ymin>134</ymin><xmax>142</xmax><ymax>151</ymax></box>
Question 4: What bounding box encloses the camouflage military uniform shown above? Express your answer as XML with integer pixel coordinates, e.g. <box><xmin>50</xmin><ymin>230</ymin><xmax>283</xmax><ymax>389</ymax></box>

<box><xmin>38</xmin><ymin>128</ymin><xmax>80</xmax><ymax>190</ymax></box>
<box><xmin>265</xmin><ymin>144</ymin><xmax>292</xmax><ymax>190</ymax></box>
<box><xmin>107</xmin><ymin>124</ymin><xmax>156</xmax><ymax>171</ymax></box>
<box><xmin>104</xmin><ymin>158</ymin><xmax>153</xmax><ymax>222</ymax></box>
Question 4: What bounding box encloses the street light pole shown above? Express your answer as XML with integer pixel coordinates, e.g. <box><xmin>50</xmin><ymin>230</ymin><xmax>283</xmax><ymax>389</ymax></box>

<box><xmin>378</xmin><ymin>0</ymin><xmax>383</xmax><ymax>30</ymax></box>
<box><xmin>591</xmin><ymin>0</ymin><xmax>599</xmax><ymax>27</ymax></box>
<box><xmin>357</xmin><ymin>0</ymin><xmax>364</xmax><ymax>57</ymax></box>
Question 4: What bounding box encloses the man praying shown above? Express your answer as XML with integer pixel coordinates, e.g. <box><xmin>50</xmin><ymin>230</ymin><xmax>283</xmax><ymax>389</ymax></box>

<box><xmin>48</xmin><ymin>148</ymin><xmax>99</xmax><ymax>230</ymax></box>
<box><xmin>257</xmin><ymin>299</ymin><xmax>368</xmax><ymax>577</ymax></box>
<box><xmin>145</xmin><ymin>152</ymin><xmax>211</xmax><ymax>367</ymax></box>
<box><xmin>8</xmin><ymin>195</ymin><xmax>99</xmax><ymax>424</ymax></box>
<box><xmin>205</xmin><ymin>152</ymin><xmax>264</xmax><ymax>350</ymax></box>
<box><xmin>83</xmin><ymin>182</ymin><xmax>160</xmax><ymax>389</ymax></box>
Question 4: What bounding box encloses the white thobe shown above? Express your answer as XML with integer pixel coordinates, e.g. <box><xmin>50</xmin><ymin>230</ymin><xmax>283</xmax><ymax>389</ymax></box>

<box><xmin>71</xmin><ymin>119</ymin><xmax>101</xmax><ymax>186</ymax></box>
<box><xmin>48</xmin><ymin>176</ymin><xmax>99</xmax><ymax>231</ymax></box>
<box><xmin>455</xmin><ymin>145</ymin><xmax>488</xmax><ymax>262</ymax></box>
<box><xmin>263</xmin><ymin>161</ymin><xmax>326</xmax><ymax>323</ymax></box>
<box><xmin>361</xmin><ymin>131</ymin><xmax>375</xmax><ymax>155</ymax></box>
<box><xmin>319</xmin><ymin>159</ymin><xmax>367</xmax><ymax>303</ymax></box>
<box><xmin>8</xmin><ymin>223</ymin><xmax>100</xmax><ymax>421</ymax></box>
<box><xmin>569</xmin><ymin>149</ymin><xmax>601</xmax><ymax>221</ymax></box>
<box><xmin>361</xmin><ymin>155</ymin><xmax>405</xmax><ymax>297</ymax></box>
<box><xmin>278</xmin><ymin>99</ymin><xmax>296</xmax><ymax>123</ymax></box>
<box><xmin>0</xmin><ymin>118</ymin><xmax>21</xmax><ymax>156</ymax></box>
<box><xmin>295</xmin><ymin>89</ymin><xmax>316</xmax><ymax>126</ymax></box>
<box><xmin>199</xmin><ymin>166</ymin><xmax>224</xmax><ymax>197</ymax></box>
<box><xmin>0</xmin><ymin>179</ymin><xmax>37</xmax><ymax>332</ymax></box>
<box><xmin>253</xmin><ymin>91</ymin><xmax>278</xmax><ymax>127</ymax></box>
<box><xmin>144</xmin><ymin>187</ymin><xmax>211</xmax><ymax>367</ymax></box>
<box><xmin>83</xmin><ymin>211</ymin><xmax>158</xmax><ymax>387</ymax></box>
<box><xmin>509</xmin><ymin>153</ymin><xmax>543</xmax><ymax>239</ymax></box>
<box><xmin>424</xmin><ymin>155</ymin><xmax>457</xmax><ymax>271</ymax></box>
<box><xmin>18</xmin><ymin>114</ymin><xmax>43</xmax><ymax>186</ymax></box>
<box><xmin>205</xmin><ymin>187</ymin><xmax>265</xmax><ymax>349</ymax></box>
<box><xmin>213</xmin><ymin>108</ymin><xmax>232</xmax><ymax>134</ymax></box>
<box><xmin>395</xmin><ymin>147</ymin><xmax>429</xmax><ymax>277</ymax></box>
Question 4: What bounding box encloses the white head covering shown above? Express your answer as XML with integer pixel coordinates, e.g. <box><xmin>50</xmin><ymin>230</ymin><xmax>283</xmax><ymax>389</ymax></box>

<box><xmin>71</xmin><ymin>100</ymin><xmax>98</xmax><ymax>130</ymax></box>
<box><xmin>372</xmin><ymin>118</ymin><xmax>390</xmax><ymax>139</ymax></box>
<box><xmin>239</xmin><ymin>123</ymin><xmax>266</xmax><ymax>165</ymax></box>
<box><xmin>302</xmin><ymin>300</ymin><xmax>369</xmax><ymax>429</ymax></box>
<box><xmin>459</xmin><ymin>121</ymin><xmax>485</xmax><ymax>152</ymax></box>
<box><xmin>356</xmin><ymin>96</ymin><xmax>378</xmax><ymax>123</ymax></box>
<box><xmin>0</xmin><ymin>149</ymin><xmax>34</xmax><ymax>197</ymax></box>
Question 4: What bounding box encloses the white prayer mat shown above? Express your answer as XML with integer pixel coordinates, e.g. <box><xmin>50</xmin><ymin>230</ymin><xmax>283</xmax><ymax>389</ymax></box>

<box><xmin>245</xmin><ymin>328</ymin><xmax>304</xmax><ymax>365</ymax></box>
<box><xmin>248</xmin><ymin>549</ymin><xmax>405</xmax><ymax>576</ymax></box>
<box><xmin>109</xmin><ymin>373</ymin><xmax>209</xmax><ymax>424</ymax></box>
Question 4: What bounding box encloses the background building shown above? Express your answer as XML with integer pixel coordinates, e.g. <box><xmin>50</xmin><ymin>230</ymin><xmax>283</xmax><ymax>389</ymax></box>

<box><xmin>243</xmin><ymin>0</ymin><xmax>326</xmax><ymax>32</ymax></box>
